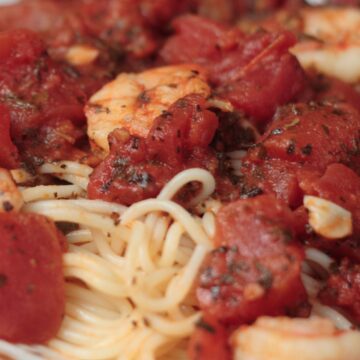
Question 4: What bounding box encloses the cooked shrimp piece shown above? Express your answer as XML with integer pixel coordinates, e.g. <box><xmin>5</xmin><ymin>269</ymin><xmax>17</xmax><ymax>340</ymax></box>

<box><xmin>86</xmin><ymin>64</ymin><xmax>211</xmax><ymax>152</ymax></box>
<box><xmin>0</xmin><ymin>168</ymin><xmax>23</xmax><ymax>212</ymax></box>
<box><xmin>232</xmin><ymin>316</ymin><xmax>360</xmax><ymax>360</ymax></box>
<box><xmin>291</xmin><ymin>7</ymin><xmax>360</xmax><ymax>83</ymax></box>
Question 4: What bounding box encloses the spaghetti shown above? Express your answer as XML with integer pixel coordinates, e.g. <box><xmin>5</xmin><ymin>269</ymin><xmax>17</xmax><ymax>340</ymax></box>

<box><xmin>1</xmin><ymin>164</ymin><xmax>216</xmax><ymax>360</ymax></box>
<box><xmin>0</xmin><ymin>162</ymin><xmax>357</xmax><ymax>360</ymax></box>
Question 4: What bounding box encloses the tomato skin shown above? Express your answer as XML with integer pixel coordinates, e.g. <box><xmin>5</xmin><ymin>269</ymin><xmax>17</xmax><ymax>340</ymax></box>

<box><xmin>188</xmin><ymin>316</ymin><xmax>232</xmax><ymax>360</ymax></box>
<box><xmin>197</xmin><ymin>195</ymin><xmax>308</xmax><ymax>325</ymax></box>
<box><xmin>88</xmin><ymin>94</ymin><xmax>219</xmax><ymax>205</ymax></box>
<box><xmin>0</xmin><ymin>213</ymin><xmax>65</xmax><ymax>344</ymax></box>
<box><xmin>0</xmin><ymin>104</ymin><xmax>19</xmax><ymax>169</ymax></box>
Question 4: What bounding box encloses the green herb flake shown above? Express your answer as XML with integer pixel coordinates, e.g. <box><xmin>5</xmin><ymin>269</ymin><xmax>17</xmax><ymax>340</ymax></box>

<box><xmin>195</xmin><ymin>318</ymin><xmax>216</xmax><ymax>333</ymax></box>
<box><xmin>284</xmin><ymin>118</ymin><xmax>300</xmax><ymax>130</ymax></box>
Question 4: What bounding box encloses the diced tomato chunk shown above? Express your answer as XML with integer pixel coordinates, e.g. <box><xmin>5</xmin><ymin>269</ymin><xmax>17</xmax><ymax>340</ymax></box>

<box><xmin>160</xmin><ymin>15</ymin><xmax>230</xmax><ymax>65</ymax></box>
<box><xmin>161</xmin><ymin>15</ymin><xmax>306</xmax><ymax>125</ymax></box>
<box><xmin>239</xmin><ymin>159</ymin><xmax>304</xmax><ymax>208</ymax></box>
<box><xmin>197</xmin><ymin>195</ymin><xmax>308</xmax><ymax>325</ymax></box>
<box><xmin>215</xmin><ymin>31</ymin><xmax>305</xmax><ymax>123</ymax></box>
<box><xmin>88</xmin><ymin>94</ymin><xmax>219</xmax><ymax>205</ymax></box>
<box><xmin>236</xmin><ymin>101</ymin><xmax>360</xmax><ymax>209</ymax></box>
<box><xmin>0</xmin><ymin>29</ymin><xmax>91</xmax><ymax>166</ymax></box>
<box><xmin>247</xmin><ymin>102</ymin><xmax>360</xmax><ymax>171</ymax></box>
<box><xmin>0</xmin><ymin>213</ymin><xmax>65</xmax><ymax>343</ymax></box>
<box><xmin>0</xmin><ymin>29</ymin><xmax>86</xmax><ymax>133</ymax></box>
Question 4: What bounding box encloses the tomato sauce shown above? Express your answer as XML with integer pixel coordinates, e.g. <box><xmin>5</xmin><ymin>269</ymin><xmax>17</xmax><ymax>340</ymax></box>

<box><xmin>0</xmin><ymin>104</ymin><xmax>19</xmax><ymax>169</ymax></box>
<box><xmin>0</xmin><ymin>0</ymin><xmax>360</xmax><ymax>355</ymax></box>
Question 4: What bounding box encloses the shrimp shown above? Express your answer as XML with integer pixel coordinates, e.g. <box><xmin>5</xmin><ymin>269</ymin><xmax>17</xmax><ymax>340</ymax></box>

<box><xmin>232</xmin><ymin>316</ymin><xmax>360</xmax><ymax>360</ymax></box>
<box><xmin>290</xmin><ymin>7</ymin><xmax>360</xmax><ymax>83</ymax></box>
<box><xmin>0</xmin><ymin>168</ymin><xmax>23</xmax><ymax>212</ymax></box>
<box><xmin>85</xmin><ymin>64</ymin><xmax>211</xmax><ymax>152</ymax></box>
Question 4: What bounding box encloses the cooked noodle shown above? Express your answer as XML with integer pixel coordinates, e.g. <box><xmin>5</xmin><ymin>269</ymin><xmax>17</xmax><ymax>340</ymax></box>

<box><xmin>0</xmin><ymin>162</ymin><xmax>356</xmax><ymax>360</ymax></box>
<box><xmin>0</xmin><ymin>164</ymin><xmax>215</xmax><ymax>360</ymax></box>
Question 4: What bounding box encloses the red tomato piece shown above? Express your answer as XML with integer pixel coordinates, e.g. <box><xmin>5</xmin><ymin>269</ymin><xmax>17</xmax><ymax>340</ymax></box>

<box><xmin>0</xmin><ymin>29</ymin><xmax>86</xmax><ymax>135</ymax></box>
<box><xmin>188</xmin><ymin>316</ymin><xmax>232</xmax><ymax>360</ymax></box>
<box><xmin>0</xmin><ymin>0</ymin><xmax>191</xmax><ymax>91</ymax></box>
<box><xmin>79</xmin><ymin>0</ymin><xmax>158</xmax><ymax>59</ymax></box>
<box><xmin>140</xmin><ymin>0</ymin><xmax>193</xmax><ymax>28</ymax></box>
<box><xmin>239</xmin><ymin>159</ymin><xmax>304</xmax><ymax>208</ymax></box>
<box><xmin>20</xmin><ymin>118</ymin><xmax>90</xmax><ymax>167</ymax></box>
<box><xmin>160</xmin><ymin>15</ymin><xmax>306</xmax><ymax>125</ymax></box>
<box><xmin>309</xmin><ymin>74</ymin><xmax>360</xmax><ymax>114</ymax></box>
<box><xmin>0</xmin><ymin>29</ymin><xmax>90</xmax><ymax>166</ymax></box>
<box><xmin>160</xmin><ymin>15</ymin><xmax>230</xmax><ymax>66</ymax></box>
<box><xmin>0</xmin><ymin>104</ymin><xmax>19</xmax><ymax>169</ymax></box>
<box><xmin>215</xmin><ymin>31</ymin><xmax>305</xmax><ymax>124</ymax></box>
<box><xmin>88</xmin><ymin>94</ymin><xmax>219</xmax><ymax>205</ymax></box>
<box><xmin>319</xmin><ymin>258</ymin><xmax>360</xmax><ymax>323</ymax></box>
<box><xmin>236</xmin><ymin>102</ymin><xmax>360</xmax><ymax>209</ymax></box>
<box><xmin>248</xmin><ymin>103</ymin><xmax>360</xmax><ymax>173</ymax></box>
<box><xmin>0</xmin><ymin>213</ymin><xmax>65</xmax><ymax>343</ymax></box>
<box><xmin>197</xmin><ymin>195</ymin><xmax>308</xmax><ymax>324</ymax></box>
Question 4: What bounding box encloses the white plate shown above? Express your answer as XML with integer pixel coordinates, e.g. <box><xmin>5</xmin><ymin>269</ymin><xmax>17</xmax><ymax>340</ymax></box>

<box><xmin>0</xmin><ymin>0</ymin><xmax>19</xmax><ymax>5</ymax></box>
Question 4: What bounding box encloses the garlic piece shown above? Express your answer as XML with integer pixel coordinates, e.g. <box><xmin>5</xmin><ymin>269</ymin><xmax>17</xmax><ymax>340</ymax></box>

<box><xmin>304</xmin><ymin>195</ymin><xmax>352</xmax><ymax>240</ymax></box>
<box><xmin>65</xmin><ymin>45</ymin><xmax>99</xmax><ymax>66</ymax></box>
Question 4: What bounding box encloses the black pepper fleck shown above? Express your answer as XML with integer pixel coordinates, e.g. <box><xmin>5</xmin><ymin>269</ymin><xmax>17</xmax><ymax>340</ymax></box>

<box><xmin>0</xmin><ymin>274</ymin><xmax>7</xmax><ymax>288</ymax></box>
<box><xmin>301</xmin><ymin>144</ymin><xmax>313</xmax><ymax>156</ymax></box>
<box><xmin>286</xmin><ymin>142</ymin><xmax>296</xmax><ymax>155</ymax></box>
<box><xmin>256</xmin><ymin>263</ymin><xmax>273</xmax><ymax>290</ymax></box>
<box><xmin>2</xmin><ymin>201</ymin><xmax>13</xmax><ymax>212</ymax></box>
<box><xmin>195</xmin><ymin>318</ymin><xmax>216</xmax><ymax>333</ymax></box>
